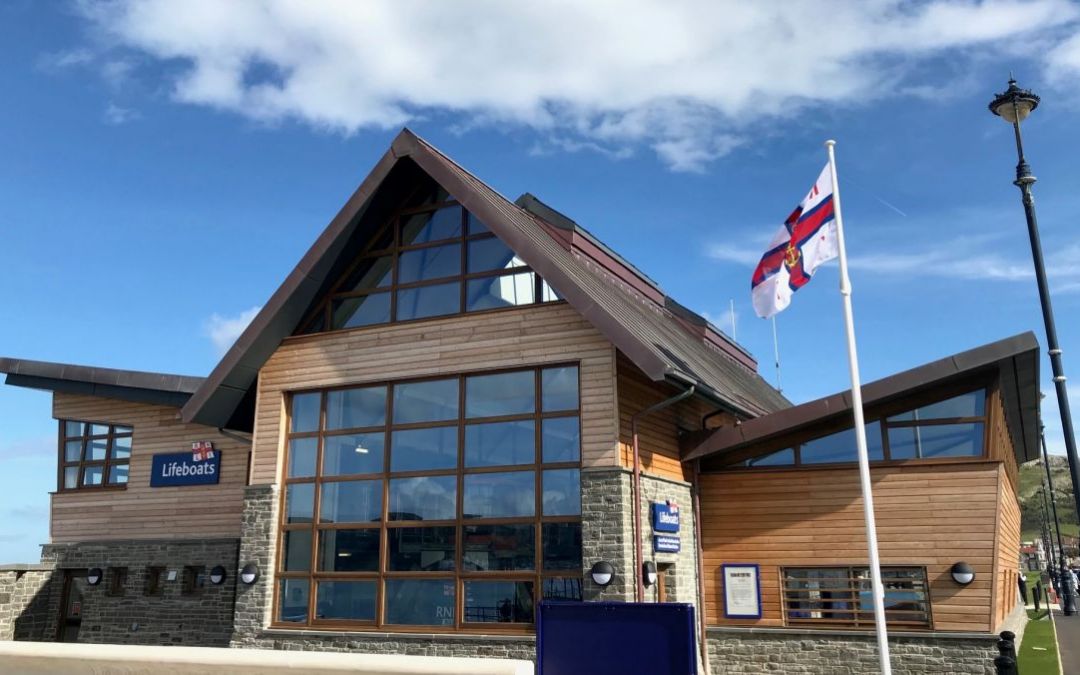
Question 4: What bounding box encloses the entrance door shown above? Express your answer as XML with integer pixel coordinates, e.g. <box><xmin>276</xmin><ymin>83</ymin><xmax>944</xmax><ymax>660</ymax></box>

<box><xmin>58</xmin><ymin>570</ymin><xmax>87</xmax><ymax>642</ymax></box>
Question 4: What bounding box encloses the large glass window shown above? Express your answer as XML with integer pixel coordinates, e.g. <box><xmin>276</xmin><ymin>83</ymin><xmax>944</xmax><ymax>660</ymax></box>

<box><xmin>781</xmin><ymin>566</ymin><xmax>931</xmax><ymax>628</ymax></box>
<box><xmin>278</xmin><ymin>365</ymin><xmax>582</xmax><ymax>630</ymax></box>
<box><xmin>728</xmin><ymin>388</ymin><xmax>987</xmax><ymax>470</ymax></box>
<box><xmin>297</xmin><ymin>197</ymin><xmax>563</xmax><ymax>335</ymax></box>
<box><xmin>58</xmin><ymin>420</ymin><xmax>133</xmax><ymax>491</ymax></box>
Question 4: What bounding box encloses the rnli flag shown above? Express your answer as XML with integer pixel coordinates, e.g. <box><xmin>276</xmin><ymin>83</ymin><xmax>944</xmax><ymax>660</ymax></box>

<box><xmin>751</xmin><ymin>164</ymin><xmax>839</xmax><ymax>318</ymax></box>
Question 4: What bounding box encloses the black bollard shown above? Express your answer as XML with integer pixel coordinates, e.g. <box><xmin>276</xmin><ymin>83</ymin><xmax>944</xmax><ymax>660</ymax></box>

<box><xmin>994</xmin><ymin>655</ymin><xmax>1018</xmax><ymax>675</ymax></box>
<box><xmin>1033</xmin><ymin>582</ymin><xmax>1042</xmax><ymax>612</ymax></box>
<box><xmin>999</xmin><ymin>631</ymin><xmax>1018</xmax><ymax>662</ymax></box>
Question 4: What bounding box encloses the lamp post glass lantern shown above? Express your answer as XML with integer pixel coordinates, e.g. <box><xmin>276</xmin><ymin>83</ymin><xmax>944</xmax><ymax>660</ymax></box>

<box><xmin>989</xmin><ymin>77</ymin><xmax>1080</xmax><ymax>615</ymax></box>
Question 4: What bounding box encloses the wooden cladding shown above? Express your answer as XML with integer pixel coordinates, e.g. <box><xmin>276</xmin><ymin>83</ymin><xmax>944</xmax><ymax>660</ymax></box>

<box><xmin>50</xmin><ymin>393</ymin><xmax>250</xmax><ymax>543</ymax></box>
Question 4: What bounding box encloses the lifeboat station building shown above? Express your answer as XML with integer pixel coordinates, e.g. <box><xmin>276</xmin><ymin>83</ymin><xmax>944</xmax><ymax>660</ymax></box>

<box><xmin>0</xmin><ymin>131</ymin><xmax>1036</xmax><ymax>673</ymax></box>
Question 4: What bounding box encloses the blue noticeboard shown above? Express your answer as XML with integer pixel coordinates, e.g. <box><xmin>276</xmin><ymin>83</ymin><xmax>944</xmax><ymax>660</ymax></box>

<box><xmin>538</xmin><ymin>601</ymin><xmax>696</xmax><ymax>674</ymax></box>
<box><xmin>654</xmin><ymin>535</ymin><xmax>681</xmax><ymax>553</ymax></box>
<box><xmin>150</xmin><ymin>451</ymin><xmax>221</xmax><ymax>487</ymax></box>
<box><xmin>651</xmin><ymin>502</ymin><xmax>680</xmax><ymax>533</ymax></box>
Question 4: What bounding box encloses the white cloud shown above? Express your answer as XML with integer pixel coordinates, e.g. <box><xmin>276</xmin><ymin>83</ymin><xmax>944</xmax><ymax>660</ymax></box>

<box><xmin>104</xmin><ymin>102</ymin><xmax>140</xmax><ymax>125</ymax></box>
<box><xmin>204</xmin><ymin>306</ymin><xmax>261</xmax><ymax>356</ymax></box>
<box><xmin>71</xmin><ymin>0</ymin><xmax>1078</xmax><ymax>171</ymax></box>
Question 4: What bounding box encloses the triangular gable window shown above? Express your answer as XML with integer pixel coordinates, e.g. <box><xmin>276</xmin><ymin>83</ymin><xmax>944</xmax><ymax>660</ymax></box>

<box><xmin>298</xmin><ymin>187</ymin><xmax>560</xmax><ymax>335</ymax></box>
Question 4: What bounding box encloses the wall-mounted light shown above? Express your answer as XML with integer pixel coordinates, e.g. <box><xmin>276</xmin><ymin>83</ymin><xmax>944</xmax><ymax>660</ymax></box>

<box><xmin>209</xmin><ymin>565</ymin><xmax>227</xmax><ymax>585</ymax></box>
<box><xmin>643</xmin><ymin>561</ymin><xmax>658</xmax><ymax>587</ymax></box>
<box><xmin>86</xmin><ymin>568</ymin><xmax>103</xmax><ymax>586</ymax></box>
<box><xmin>240</xmin><ymin>563</ymin><xmax>260</xmax><ymax>585</ymax></box>
<box><xmin>590</xmin><ymin>561</ymin><xmax>614</xmax><ymax>587</ymax></box>
<box><xmin>951</xmin><ymin>562</ymin><xmax>975</xmax><ymax>586</ymax></box>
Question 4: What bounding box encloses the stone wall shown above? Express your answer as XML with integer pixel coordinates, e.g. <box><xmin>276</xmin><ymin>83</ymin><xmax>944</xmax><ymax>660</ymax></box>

<box><xmin>39</xmin><ymin>538</ymin><xmax>240</xmax><ymax>646</ymax></box>
<box><xmin>707</xmin><ymin>628</ymin><xmax>1001</xmax><ymax>674</ymax></box>
<box><xmin>0</xmin><ymin>564</ymin><xmax>54</xmax><ymax>640</ymax></box>
<box><xmin>581</xmin><ymin>468</ymin><xmax>635</xmax><ymax>602</ymax></box>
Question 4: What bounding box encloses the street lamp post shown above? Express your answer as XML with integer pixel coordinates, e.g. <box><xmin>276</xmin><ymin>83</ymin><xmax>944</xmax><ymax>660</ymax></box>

<box><xmin>1042</xmin><ymin>427</ymin><xmax>1074</xmax><ymax>614</ymax></box>
<box><xmin>988</xmin><ymin>77</ymin><xmax>1080</xmax><ymax>613</ymax></box>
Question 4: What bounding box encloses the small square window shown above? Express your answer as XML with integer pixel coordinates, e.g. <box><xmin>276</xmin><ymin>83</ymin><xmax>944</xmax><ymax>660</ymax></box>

<box><xmin>144</xmin><ymin>566</ymin><xmax>165</xmax><ymax>596</ymax></box>
<box><xmin>182</xmin><ymin>565</ymin><xmax>205</xmax><ymax>595</ymax></box>
<box><xmin>106</xmin><ymin>567</ymin><xmax>128</xmax><ymax>596</ymax></box>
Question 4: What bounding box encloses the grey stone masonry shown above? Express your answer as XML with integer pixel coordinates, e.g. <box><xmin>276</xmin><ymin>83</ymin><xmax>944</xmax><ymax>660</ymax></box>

<box><xmin>0</xmin><ymin>564</ymin><xmax>53</xmax><ymax>640</ymax></box>
<box><xmin>707</xmin><ymin>629</ymin><xmax>1002</xmax><ymax>674</ymax></box>
<box><xmin>581</xmin><ymin>468</ymin><xmax>635</xmax><ymax>602</ymax></box>
<box><xmin>40</xmin><ymin>538</ymin><xmax>240</xmax><ymax>646</ymax></box>
<box><xmin>639</xmin><ymin>473</ymin><xmax>697</xmax><ymax>608</ymax></box>
<box><xmin>231</xmin><ymin>483</ymin><xmax>278</xmax><ymax>646</ymax></box>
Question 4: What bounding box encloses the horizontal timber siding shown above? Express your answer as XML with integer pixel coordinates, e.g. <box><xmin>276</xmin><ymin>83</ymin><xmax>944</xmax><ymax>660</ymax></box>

<box><xmin>250</xmin><ymin>303</ymin><xmax>618</xmax><ymax>484</ymax></box>
<box><xmin>995</xmin><ymin>465</ymin><xmax>1022</xmax><ymax>630</ymax></box>
<box><xmin>51</xmin><ymin>393</ymin><xmax>249</xmax><ymax>542</ymax></box>
<box><xmin>700</xmin><ymin>462</ymin><xmax>1000</xmax><ymax>633</ymax></box>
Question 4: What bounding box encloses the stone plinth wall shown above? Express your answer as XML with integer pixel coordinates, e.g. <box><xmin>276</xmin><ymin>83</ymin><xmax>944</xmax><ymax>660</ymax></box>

<box><xmin>39</xmin><ymin>538</ymin><xmax>239</xmax><ymax>646</ymax></box>
<box><xmin>0</xmin><ymin>565</ymin><xmax>54</xmax><ymax>640</ymax></box>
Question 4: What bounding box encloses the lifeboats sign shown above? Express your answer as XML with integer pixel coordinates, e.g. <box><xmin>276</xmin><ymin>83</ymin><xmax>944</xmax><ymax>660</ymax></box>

<box><xmin>150</xmin><ymin>441</ymin><xmax>221</xmax><ymax>487</ymax></box>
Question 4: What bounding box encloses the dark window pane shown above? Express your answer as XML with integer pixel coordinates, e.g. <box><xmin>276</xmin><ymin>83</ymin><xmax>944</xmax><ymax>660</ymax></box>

<box><xmin>316</xmin><ymin>581</ymin><xmax>377</xmax><ymax>621</ymax></box>
<box><xmin>465</xmin><ymin>272</ymin><xmax>536</xmax><ymax>312</ymax></box>
<box><xmin>464</xmin><ymin>581</ymin><xmax>534</xmax><ymax>623</ymax></box>
<box><xmin>331</xmin><ymin>292</ymin><xmax>391</xmax><ymax>329</ymax></box>
<box><xmin>392</xmin><ymin>379</ymin><xmax>458</xmax><ymax>424</ymax></box>
<box><xmin>278</xmin><ymin>578</ymin><xmax>309</xmax><ymax>623</ymax></box>
<box><xmin>287</xmin><ymin>438</ymin><xmax>318</xmax><ymax>478</ymax></box>
<box><xmin>467</xmin><ymin>212</ymin><xmax>489</xmax><ymax>234</ymax></box>
<box><xmin>398</xmin><ymin>244</ymin><xmax>461</xmax><ymax>284</ymax></box>
<box><xmin>542</xmin><ymin>366</ymin><xmax>579</xmax><ymax>412</ymax></box>
<box><xmin>746</xmin><ymin>448</ymin><xmax>795</xmax><ymax>467</ymax></box>
<box><xmin>107</xmin><ymin>464</ymin><xmax>129</xmax><ymax>485</ymax></box>
<box><xmin>801</xmin><ymin>421</ymin><xmax>884</xmax><ymax>464</ymax></box>
<box><xmin>542</xmin><ymin>417</ymin><xmax>580</xmax><ymax>463</ymax></box>
<box><xmin>388</xmin><ymin>526</ymin><xmax>455</xmax><ymax>571</ymax></box>
<box><xmin>64</xmin><ymin>440</ymin><xmax>83</xmax><ymax>462</ymax></box>
<box><xmin>540</xmin><ymin>278</ymin><xmax>561</xmax><ymax>302</ymax></box>
<box><xmin>326</xmin><ymin>386</ymin><xmax>387</xmax><ymax>430</ymax></box>
<box><xmin>463</xmin><ymin>524</ymin><xmax>535</xmax><ymax>571</ymax></box>
<box><xmin>463</xmin><ymin>471</ymin><xmax>535</xmax><ymax>518</ymax></box>
<box><xmin>299</xmin><ymin>311</ymin><xmax>326</xmax><ymax>335</ymax></box>
<box><xmin>291</xmin><ymin>393</ymin><xmax>321</xmax><ymax>433</ymax></box>
<box><xmin>338</xmin><ymin>255</ymin><xmax>393</xmax><ymax>293</ymax></box>
<box><xmin>87</xmin><ymin>438</ymin><xmax>108</xmax><ymax>461</ymax></box>
<box><xmin>401</xmin><ymin>205</ymin><xmax>462</xmax><ymax>245</ymax></box>
<box><xmin>465</xmin><ymin>371</ymin><xmax>535</xmax><ymax>418</ymax></box>
<box><xmin>318</xmin><ymin>529</ymin><xmax>380</xmax><ymax>572</ymax></box>
<box><xmin>285</xmin><ymin>483</ymin><xmax>315</xmax><ymax>524</ymax></box>
<box><xmin>464</xmin><ymin>420</ymin><xmax>535</xmax><ymax>467</ymax></box>
<box><xmin>319</xmin><ymin>480</ymin><xmax>382</xmax><ymax>523</ymax></box>
<box><xmin>391</xmin><ymin>426</ymin><xmax>458</xmax><ymax>472</ymax></box>
<box><xmin>389</xmin><ymin>476</ymin><xmax>457</xmax><ymax>521</ymax></box>
<box><xmin>542</xmin><ymin>523</ymin><xmax>582</xmax><ymax>571</ymax></box>
<box><xmin>64</xmin><ymin>421</ymin><xmax>85</xmax><ymax>437</ymax></box>
<box><xmin>887</xmin><ymin>423</ymin><xmax>984</xmax><ymax>459</ymax></box>
<box><xmin>384</xmin><ymin>579</ymin><xmax>455</xmax><ymax>626</ymax></box>
<box><xmin>395</xmin><ymin>282</ymin><xmax>460</xmax><ymax>321</ymax></box>
<box><xmin>402</xmin><ymin>184</ymin><xmax>452</xmax><ymax>212</ymax></box>
<box><xmin>543</xmin><ymin>577</ymin><xmax>583</xmax><ymax>601</ymax></box>
<box><xmin>889</xmin><ymin>390</ymin><xmax>985</xmax><ymax>421</ymax></box>
<box><xmin>467</xmin><ymin>238</ymin><xmax>526</xmax><ymax>274</ymax></box>
<box><xmin>542</xmin><ymin>469</ymin><xmax>580</xmax><ymax>516</ymax></box>
<box><xmin>83</xmin><ymin>465</ymin><xmax>104</xmax><ymax>486</ymax></box>
<box><xmin>322</xmin><ymin>433</ymin><xmax>384</xmax><ymax>476</ymax></box>
<box><xmin>111</xmin><ymin>436</ymin><xmax>132</xmax><ymax>460</ymax></box>
<box><xmin>282</xmin><ymin>529</ymin><xmax>312</xmax><ymax>571</ymax></box>
<box><xmin>63</xmin><ymin>466</ymin><xmax>78</xmax><ymax>489</ymax></box>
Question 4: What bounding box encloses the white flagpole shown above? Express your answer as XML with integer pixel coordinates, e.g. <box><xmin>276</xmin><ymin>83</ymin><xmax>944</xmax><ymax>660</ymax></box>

<box><xmin>826</xmin><ymin>139</ymin><xmax>892</xmax><ymax>674</ymax></box>
<box><xmin>771</xmin><ymin>316</ymin><xmax>782</xmax><ymax>393</ymax></box>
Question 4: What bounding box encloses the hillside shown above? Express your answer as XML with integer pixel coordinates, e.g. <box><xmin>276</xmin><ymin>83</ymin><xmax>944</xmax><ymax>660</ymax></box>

<box><xmin>1019</xmin><ymin>455</ymin><xmax>1079</xmax><ymax>540</ymax></box>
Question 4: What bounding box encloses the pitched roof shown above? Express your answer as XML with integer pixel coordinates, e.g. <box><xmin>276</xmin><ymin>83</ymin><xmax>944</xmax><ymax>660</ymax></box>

<box><xmin>182</xmin><ymin>129</ymin><xmax>789</xmax><ymax>429</ymax></box>
<box><xmin>681</xmin><ymin>332</ymin><xmax>1041</xmax><ymax>467</ymax></box>
<box><xmin>0</xmin><ymin>357</ymin><xmax>202</xmax><ymax>408</ymax></box>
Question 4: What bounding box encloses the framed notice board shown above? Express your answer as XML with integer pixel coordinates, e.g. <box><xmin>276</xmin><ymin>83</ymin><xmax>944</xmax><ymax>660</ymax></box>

<box><xmin>722</xmin><ymin>563</ymin><xmax>761</xmax><ymax>619</ymax></box>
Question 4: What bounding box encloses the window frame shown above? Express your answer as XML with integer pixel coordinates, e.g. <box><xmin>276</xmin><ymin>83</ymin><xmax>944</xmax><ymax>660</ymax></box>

<box><xmin>56</xmin><ymin>419</ymin><xmax>133</xmax><ymax>492</ymax></box>
<box><xmin>295</xmin><ymin>199</ymin><xmax>562</xmax><ymax>336</ymax></box>
<box><xmin>780</xmin><ymin>565</ymin><xmax>933</xmax><ymax>629</ymax></box>
<box><xmin>273</xmin><ymin>364</ymin><xmax>584</xmax><ymax>633</ymax></box>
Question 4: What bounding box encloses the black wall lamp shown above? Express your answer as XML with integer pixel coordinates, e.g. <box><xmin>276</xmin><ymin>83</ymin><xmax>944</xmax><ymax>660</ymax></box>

<box><xmin>643</xmin><ymin>561</ymin><xmax>658</xmax><ymax>587</ymax></box>
<box><xmin>209</xmin><ymin>565</ymin><xmax>227</xmax><ymax>585</ymax></box>
<box><xmin>86</xmin><ymin>568</ymin><xmax>103</xmax><ymax>586</ymax></box>
<box><xmin>951</xmin><ymin>562</ymin><xmax>975</xmax><ymax>586</ymax></box>
<box><xmin>240</xmin><ymin>563</ymin><xmax>260</xmax><ymax>585</ymax></box>
<box><xmin>590</xmin><ymin>561</ymin><xmax>614</xmax><ymax>587</ymax></box>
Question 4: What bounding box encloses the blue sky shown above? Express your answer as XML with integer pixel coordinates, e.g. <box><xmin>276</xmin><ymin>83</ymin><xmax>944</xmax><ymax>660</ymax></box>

<box><xmin>3</xmin><ymin>1</ymin><xmax>1080</xmax><ymax>562</ymax></box>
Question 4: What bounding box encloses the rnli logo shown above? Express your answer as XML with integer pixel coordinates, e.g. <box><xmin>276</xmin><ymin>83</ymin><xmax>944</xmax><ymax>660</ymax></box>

<box><xmin>783</xmin><ymin>243</ymin><xmax>801</xmax><ymax>269</ymax></box>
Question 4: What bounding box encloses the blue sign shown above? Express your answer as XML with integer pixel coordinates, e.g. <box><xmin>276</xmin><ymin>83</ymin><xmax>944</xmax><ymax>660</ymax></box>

<box><xmin>651</xmin><ymin>502</ymin><xmax>680</xmax><ymax>533</ymax></box>
<box><xmin>150</xmin><ymin>451</ymin><xmax>221</xmax><ymax>487</ymax></box>
<box><xmin>654</xmin><ymin>535</ymin><xmax>681</xmax><ymax>553</ymax></box>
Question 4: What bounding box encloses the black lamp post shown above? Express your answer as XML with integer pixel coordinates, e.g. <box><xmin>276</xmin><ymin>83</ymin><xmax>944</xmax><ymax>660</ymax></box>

<box><xmin>1042</xmin><ymin>425</ymin><xmax>1075</xmax><ymax>614</ymax></box>
<box><xmin>989</xmin><ymin>78</ymin><xmax>1080</xmax><ymax>611</ymax></box>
